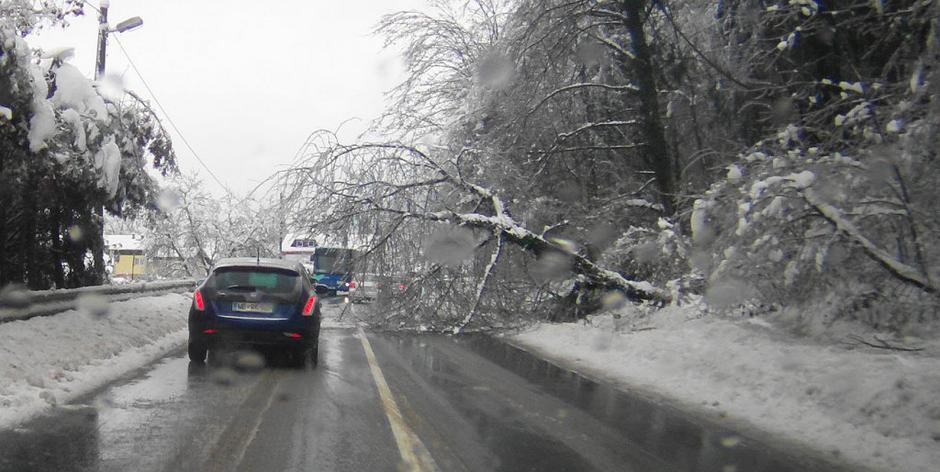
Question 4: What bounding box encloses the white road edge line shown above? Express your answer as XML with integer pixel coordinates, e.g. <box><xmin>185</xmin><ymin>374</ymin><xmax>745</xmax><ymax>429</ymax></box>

<box><xmin>232</xmin><ymin>374</ymin><xmax>280</xmax><ymax>468</ymax></box>
<box><xmin>358</xmin><ymin>327</ymin><xmax>440</xmax><ymax>472</ymax></box>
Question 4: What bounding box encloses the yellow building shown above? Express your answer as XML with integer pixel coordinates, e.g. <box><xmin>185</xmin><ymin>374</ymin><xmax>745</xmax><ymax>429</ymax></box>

<box><xmin>105</xmin><ymin>234</ymin><xmax>147</xmax><ymax>279</ymax></box>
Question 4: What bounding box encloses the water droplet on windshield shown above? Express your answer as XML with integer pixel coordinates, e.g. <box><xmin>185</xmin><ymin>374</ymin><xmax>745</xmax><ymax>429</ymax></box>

<box><xmin>156</xmin><ymin>189</ymin><xmax>181</xmax><ymax>212</ymax></box>
<box><xmin>0</xmin><ymin>283</ymin><xmax>32</xmax><ymax>309</ymax></box>
<box><xmin>76</xmin><ymin>293</ymin><xmax>110</xmax><ymax>319</ymax></box>
<box><xmin>720</xmin><ymin>436</ymin><xmax>741</xmax><ymax>448</ymax></box>
<box><xmin>704</xmin><ymin>279</ymin><xmax>753</xmax><ymax>309</ymax></box>
<box><xmin>575</xmin><ymin>40</ymin><xmax>604</xmax><ymax>66</ymax></box>
<box><xmin>601</xmin><ymin>291</ymin><xmax>627</xmax><ymax>311</ymax></box>
<box><xmin>232</xmin><ymin>350</ymin><xmax>265</xmax><ymax>373</ymax></box>
<box><xmin>531</xmin><ymin>250</ymin><xmax>573</xmax><ymax>281</ymax></box>
<box><xmin>425</xmin><ymin>226</ymin><xmax>480</xmax><ymax>266</ymax></box>
<box><xmin>477</xmin><ymin>52</ymin><xmax>514</xmax><ymax>89</ymax></box>
<box><xmin>67</xmin><ymin>225</ymin><xmax>84</xmax><ymax>242</ymax></box>
<box><xmin>210</xmin><ymin>367</ymin><xmax>237</xmax><ymax>386</ymax></box>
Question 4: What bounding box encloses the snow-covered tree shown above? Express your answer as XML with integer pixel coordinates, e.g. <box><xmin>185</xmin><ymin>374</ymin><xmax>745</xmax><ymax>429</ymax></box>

<box><xmin>0</xmin><ymin>1</ymin><xmax>176</xmax><ymax>289</ymax></box>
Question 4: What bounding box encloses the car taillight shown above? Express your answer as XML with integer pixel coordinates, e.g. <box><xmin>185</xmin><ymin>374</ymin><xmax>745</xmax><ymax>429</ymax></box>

<box><xmin>399</xmin><ymin>283</ymin><xmax>406</xmax><ymax>290</ymax></box>
<box><xmin>302</xmin><ymin>295</ymin><xmax>317</xmax><ymax>316</ymax></box>
<box><xmin>348</xmin><ymin>281</ymin><xmax>357</xmax><ymax>289</ymax></box>
<box><xmin>194</xmin><ymin>289</ymin><xmax>205</xmax><ymax>311</ymax></box>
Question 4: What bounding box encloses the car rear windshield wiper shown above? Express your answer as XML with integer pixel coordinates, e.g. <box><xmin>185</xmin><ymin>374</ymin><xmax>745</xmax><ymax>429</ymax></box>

<box><xmin>224</xmin><ymin>284</ymin><xmax>257</xmax><ymax>291</ymax></box>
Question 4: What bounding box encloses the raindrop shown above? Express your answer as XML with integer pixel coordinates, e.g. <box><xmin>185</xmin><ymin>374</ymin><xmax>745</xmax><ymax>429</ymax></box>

<box><xmin>210</xmin><ymin>367</ymin><xmax>237</xmax><ymax>386</ymax></box>
<box><xmin>720</xmin><ymin>436</ymin><xmax>741</xmax><ymax>448</ymax></box>
<box><xmin>156</xmin><ymin>188</ymin><xmax>181</xmax><ymax>212</ymax></box>
<box><xmin>600</xmin><ymin>291</ymin><xmax>627</xmax><ymax>311</ymax></box>
<box><xmin>704</xmin><ymin>279</ymin><xmax>754</xmax><ymax>309</ymax></box>
<box><xmin>575</xmin><ymin>40</ymin><xmax>604</xmax><ymax>66</ymax></box>
<box><xmin>592</xmin><ymin>331</ymin><xmax>613</xmax><ymax>351</ymax></box>
<box><xmin>632</xmin><ymin>241</ymin><xmax>659</xmax><ymax>264</ymax></box>
<box><xmin>586</xmin><ymin>222</ymin><xmax>618</xmax><ymax>252</ymax></box>
<box><xmin>76</xmin><ymin>293</ymin><xmax>110</xmax><ymax>319</ymax></box>
<box><xmin>556</xmin><ymin>408</ymin><xmax>569</xmax><ymax>419</ymax></box>
<box><xmin>555</xmin><ymin>181</ymin><xmax>582</xmax><ymax>203</ymax></box>
<box><xmin>67</xmin><ymin>225</ymin><xmax>84</xmax><ymax>242</ymax></box>
<box><xmin>424</xmin><ymin>226</ymin><xmax>479</xmax><ymax>266</ymax></box>
<box><xmin>721</xmin><ymin>466</ymin><xmax>737</xmax><ymax>472</ymax></box>
<box><xmin>531</xmin><ymin>250</ymin><xmax>573</xmax><ymax>281</ymax></box>
<box><xmin>0</xmin><ymin>283</ymin><xmax>32</xmax><ymax>309</ymax></box>
<box><xmin>97</xmin><ymin>73</ymin><xmax>126</xmax><ymax>100</ymax></box>
<box><xmin>277</xmin><ymin>392</ymin><xmax>292</xmax><ymax>403</ymax></box>
<box><xmin>477</xmin><ymin>52</ymin><xmax>514</xmax><ymax>89</ymax></box>
<box><xmin>232</xmin><ymin>350</ymin><xmax>265</xmax><ymax>373</ymax></box>
<box><xmin>93</xmin><ymin>393</ymin><xmax>116</xmax><ymax>409</ymax></box>
<box><xmin>39</xmin><ymin>390</ymin><xmax>57</xmax><ymax>405</ymax></box>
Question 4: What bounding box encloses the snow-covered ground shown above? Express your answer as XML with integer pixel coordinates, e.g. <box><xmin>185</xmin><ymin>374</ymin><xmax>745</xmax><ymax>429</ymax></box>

<box><xmin>511</xmin><ymin>301</ymin><xmax>940</xmax><ymax>472</ymax></box>
<box><xmin>0</xmin><ymin>293</ymin><xmax>192</xmax><ymax>428</ymax></box>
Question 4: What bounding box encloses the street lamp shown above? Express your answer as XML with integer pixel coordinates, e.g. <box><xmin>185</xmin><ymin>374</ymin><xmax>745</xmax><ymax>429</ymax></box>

<box><xmin>112</xmin><ymin>16</ymin><xmax>143</xmax><ymax>33</ymax></box>
<box><xmin>94</xmin><ymin>0</ymin><xmax>143</xmax><ymax>80</ymax></box>
<box><xmin>92</xmin><ymin>0</ymin><xmax>143</xmax><ymax>283</ymax></box>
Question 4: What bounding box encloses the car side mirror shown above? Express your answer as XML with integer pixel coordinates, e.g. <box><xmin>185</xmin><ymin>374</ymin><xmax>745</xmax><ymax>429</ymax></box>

<box><xmin>314</xmin><ymin>284</ymin><xmax>331</xmax><ymax>295</ymax></box>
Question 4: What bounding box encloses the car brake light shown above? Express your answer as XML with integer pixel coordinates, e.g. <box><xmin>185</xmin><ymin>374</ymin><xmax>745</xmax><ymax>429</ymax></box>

<box><xmin>302</xmin><ymin>295</ymin><xmax>317</xmax><ymax>316</ymax></box>
<box><xmin>399</xmin><ymin>283</ymin><xmax>406</xmax><ymax>290</ymax></box>
<box><xmin>203</xmin><ymin>329</ymin><xmax>217</xmax><ymax>334</ymax></box>
<box><xmin>348</xmin><ymin>281</ymin><xmax>357</xmax><ymax>289</ymax></box>
<box><xmin>284</xmin><ymin>332</ymin><xmax>302</xmax><ymax>338</ymax></box>
<box><xmin>194</xmin><ymin>289</ymin><xmax>205</xmax><ymax>311</ymax></box>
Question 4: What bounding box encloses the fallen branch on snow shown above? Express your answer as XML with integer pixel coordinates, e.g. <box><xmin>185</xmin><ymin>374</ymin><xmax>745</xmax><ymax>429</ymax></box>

<box><xmin>846</xmin><ymin>334</ymin><xmax>924</xmax><ymax>352</ymax></box>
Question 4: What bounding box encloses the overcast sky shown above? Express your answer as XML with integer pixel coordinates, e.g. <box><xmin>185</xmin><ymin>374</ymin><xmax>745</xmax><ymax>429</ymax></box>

<box><xmin>29</xmin><ymin>0</ymin><xmax>427</xmax><ymax>197</ymax></box>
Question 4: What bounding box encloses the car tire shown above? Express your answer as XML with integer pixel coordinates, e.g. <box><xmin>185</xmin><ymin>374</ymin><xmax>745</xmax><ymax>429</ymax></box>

<box><xmin>286</xmin><ymin>348</ymin><xmax>306</xmax><ymax>369</ymax></box>
<box><xmin>188</xmin><ymin>338</ymin><xmax>208</xmax><ymax>363</ymax></box>
<box><xmin>309</xmin><ymin>344</ymin><xmax>319</xmax><ymax>366</ymax></box>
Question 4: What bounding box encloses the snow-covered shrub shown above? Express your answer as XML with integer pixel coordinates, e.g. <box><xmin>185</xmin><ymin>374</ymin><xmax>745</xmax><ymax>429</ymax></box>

<box><xmin>693</xmin><ymin>125</ymin><xmax>940</xmax><ymax>332</ymax></box>
<box><xmin>599</xmin><ymin>219</ymin><xmax>700</xmax><ymax>301</ymax></box>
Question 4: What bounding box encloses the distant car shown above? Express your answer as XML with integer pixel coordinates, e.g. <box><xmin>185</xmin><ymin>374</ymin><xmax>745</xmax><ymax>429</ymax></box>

<box><xmin>187</xmin><ymin>257</ymin><xmax>328</xmax><ymax>366</ymax></box>
<box><xmin>349</xmin><ymin>274</ymin><xmax>380</xmax><ymax>302</ymax></box>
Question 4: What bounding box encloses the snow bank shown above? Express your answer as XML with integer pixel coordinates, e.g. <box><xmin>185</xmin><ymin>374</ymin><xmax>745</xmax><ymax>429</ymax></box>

<box><xmin>512</xmin><ymin>303</ymin><xmax>940</xmax><ymax>472</ymax></box>
<box><xmin>0</xmin><ymin>293</ymin><xmax>192</xmax><ymax>428</ymax></box>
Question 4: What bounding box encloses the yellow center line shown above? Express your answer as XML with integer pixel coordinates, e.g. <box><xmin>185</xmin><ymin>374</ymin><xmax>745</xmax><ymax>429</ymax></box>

<box><xmin>358</xmin><ymin>327</ymin><xmax>439</xmax><ymax>472</ymax></box>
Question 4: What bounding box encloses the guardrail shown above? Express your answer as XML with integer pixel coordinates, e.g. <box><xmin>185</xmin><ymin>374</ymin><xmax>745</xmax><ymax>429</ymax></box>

<box><xmin>0</xmin><ymin>279</ymin><xmax>198</xmax><ymax>324</ymax></box>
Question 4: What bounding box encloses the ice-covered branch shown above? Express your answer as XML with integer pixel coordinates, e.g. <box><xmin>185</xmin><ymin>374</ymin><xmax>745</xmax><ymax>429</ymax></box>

<box><xmin>527</xmin><ymin>83</ymin><xmax>638</xmax><ymax>117</ymax></box>
<box><xmin>392</xmin><ymin>208</ymin><xmax>669</xmax><ymax>303</ymax></box>
<box><xmin>803</xmin><ymin>190</ymin><xmax>937</xmax><ymax>294</ymax></box>
<box><xmin>454</xmin><ymin>231</ymin><xmax>503</xmax><ymax>334</ymax></box>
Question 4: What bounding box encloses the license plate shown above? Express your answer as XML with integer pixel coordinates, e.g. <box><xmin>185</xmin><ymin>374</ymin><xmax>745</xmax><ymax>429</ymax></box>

<box><xmin>232</xmin><ymin>302</ymin><xmax>274</xmax><ymax>313</ymax></box>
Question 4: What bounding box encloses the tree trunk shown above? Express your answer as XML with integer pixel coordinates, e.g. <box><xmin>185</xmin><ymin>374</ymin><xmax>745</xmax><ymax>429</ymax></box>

<box><xmin>621</xmin><ymin>0</ymin><xmax>676</xmax><ymax>214</ymax></box>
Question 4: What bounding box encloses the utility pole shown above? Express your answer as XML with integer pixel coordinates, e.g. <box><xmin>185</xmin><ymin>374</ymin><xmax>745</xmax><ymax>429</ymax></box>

<box><xmin>94</xmin><ymin>0</ymin><xmax>110</xmax><ymax>81</ymax></box>
<box><xmin>90</xmin><ymin>0</ymin><xmax>142</xmax><ymax>284</ymax></box>
<box><xmin>91</xmin><ymin>0</ymin><xmax>110</xmax><ymax>284</ymax></box>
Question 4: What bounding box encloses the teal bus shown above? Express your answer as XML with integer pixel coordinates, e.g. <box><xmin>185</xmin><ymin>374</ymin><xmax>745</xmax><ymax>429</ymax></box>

<box><xmin>311</xmin><ymin>247</ymin><xmax>359</xmax><ymax>296</ymax></box>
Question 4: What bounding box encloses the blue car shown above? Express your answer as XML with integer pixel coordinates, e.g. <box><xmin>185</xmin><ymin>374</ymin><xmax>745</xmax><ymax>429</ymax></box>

<box><xmin>187</xmin><ymin>258</ymin><xmax>327</xmax><ymax>366</ymax></box>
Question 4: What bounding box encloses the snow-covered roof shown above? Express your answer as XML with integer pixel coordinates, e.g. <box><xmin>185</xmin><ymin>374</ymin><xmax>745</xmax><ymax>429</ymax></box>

<box><xmin>104</xmin><ymin>234</ymin><xmax>145</xmax><ymax>252</ymax></box>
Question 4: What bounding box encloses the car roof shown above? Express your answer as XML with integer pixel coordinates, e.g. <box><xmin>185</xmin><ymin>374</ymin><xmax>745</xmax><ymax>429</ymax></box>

<box><xmin>211</xmin><ymin>257</ymin><xmax>304</xmax><ymax>273</ymax></box>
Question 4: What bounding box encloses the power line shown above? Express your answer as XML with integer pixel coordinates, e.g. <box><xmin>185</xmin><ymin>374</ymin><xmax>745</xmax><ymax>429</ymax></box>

<box><xmin>110</xmin><ymin>34</ymin><xmax>234</xmax><ymax>196</ymax></box>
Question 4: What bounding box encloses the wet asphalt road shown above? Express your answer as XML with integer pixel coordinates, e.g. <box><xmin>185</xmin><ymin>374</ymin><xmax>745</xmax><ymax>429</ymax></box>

<box><xmin>0</xmin><ymin>303</ymin><xmax>854</xmax><ymax>472</ymax></box>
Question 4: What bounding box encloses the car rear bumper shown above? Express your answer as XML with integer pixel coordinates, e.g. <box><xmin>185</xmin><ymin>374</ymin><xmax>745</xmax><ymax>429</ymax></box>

<box><xmin>189</xmin><ymin>309</ymin><xmax>318</xmax><ymax>350</ymax></box>
<box><xmin>201</xmin><ymin>328</ymin><xmax>315</xmax><ymax>349</ymax></box>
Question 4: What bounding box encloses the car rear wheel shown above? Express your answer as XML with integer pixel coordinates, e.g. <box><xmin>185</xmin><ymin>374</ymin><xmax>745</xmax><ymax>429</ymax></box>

<box><xmin>282</xmin><ymin>348</ymin><xmax>305</xmax><ymax>368</ymax></box>
<box><xmin>309</xmin><ymin>344</ymin><xmax>319</xmax><ymax>366</ymax></box>
<box><xmin>188</xmin><ymin>338</ymin><xmax>208</xmax><ymax>363</ymax></box>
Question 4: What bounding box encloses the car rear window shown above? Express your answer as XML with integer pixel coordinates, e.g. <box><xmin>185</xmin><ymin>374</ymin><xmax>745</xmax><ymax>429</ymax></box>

<box><xmin>209</xmin><ymin>267</ymin><xmax>300</xmax><ymax>294</ymax></box>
